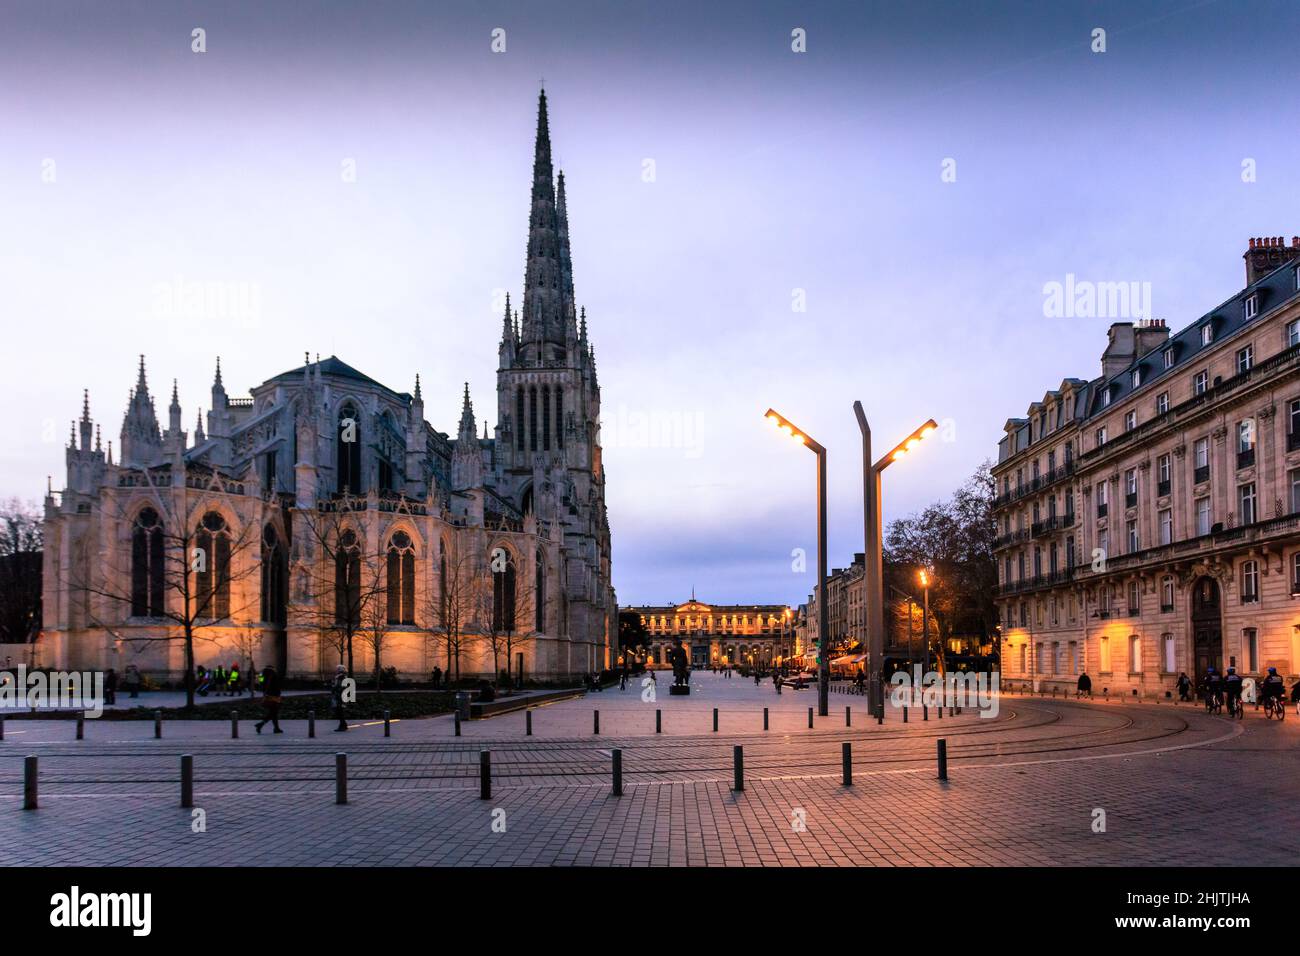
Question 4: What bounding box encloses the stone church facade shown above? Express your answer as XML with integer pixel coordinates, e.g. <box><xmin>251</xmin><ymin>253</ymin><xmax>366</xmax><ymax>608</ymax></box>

<box><xmin>39</xmin><ymin>91</ymin><xmax>617</xmax><ymax>683</ymax></box>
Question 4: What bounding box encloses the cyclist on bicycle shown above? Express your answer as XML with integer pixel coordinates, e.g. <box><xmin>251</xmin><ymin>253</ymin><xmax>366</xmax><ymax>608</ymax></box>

<box><xmin>1204</xmin><ymin>667</ymin><xmax>1223</xmax><ymax>710</ymax></box>
<box><xmin>1224</xmin><ymin>667</ymin><xmax>1244</xmax><ymax>715</ymax></box>
<box><xmin>1259</xmin><ymin>666</ymin><xmax>1284</xmax><ymax>708</ymax></box>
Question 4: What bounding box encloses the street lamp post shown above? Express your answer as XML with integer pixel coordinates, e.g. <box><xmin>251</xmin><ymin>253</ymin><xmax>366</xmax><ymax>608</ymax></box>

<box><xmin>920</xmin><ymin>568</ymin><xmax>931</xmax><ymax>677</ymax></box>
<box><xmin>765</xmin><ymin>408</ymin><xmax>831</xmax><ymax>716</ymax></box>
<box><xmin>853</xmin><ymin>402</ymin><xmax>938</xmax><ymax>718</ymax></box>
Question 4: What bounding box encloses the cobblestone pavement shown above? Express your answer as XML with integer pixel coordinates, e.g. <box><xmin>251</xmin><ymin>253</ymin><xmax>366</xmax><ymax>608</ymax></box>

<box><xmin>0</xmin><ymin>672</ymin><xmax>1295</xmax><ymax>866</ymax></box>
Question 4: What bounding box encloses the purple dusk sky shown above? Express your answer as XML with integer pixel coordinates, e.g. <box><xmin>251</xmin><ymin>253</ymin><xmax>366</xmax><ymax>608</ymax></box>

<box><xmin>2</xmin><ymin>0</ymin><xmax>1298</xmax><ymax>607</ymax></box>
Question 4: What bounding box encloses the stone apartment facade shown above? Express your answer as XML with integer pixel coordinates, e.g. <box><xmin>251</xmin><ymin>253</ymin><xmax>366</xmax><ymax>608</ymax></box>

<box><xmin>995</xmin><ymin>236</ymin><xmax>1300</xmax><ymax>696</ymax></box>
<box><xmin>626</xmin><ymin>597</ymin><xmax>794</xmax><ymax>669</ymax></box>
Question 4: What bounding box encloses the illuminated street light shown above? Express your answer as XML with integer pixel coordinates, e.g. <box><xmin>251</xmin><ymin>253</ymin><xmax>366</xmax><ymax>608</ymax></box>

<box><xmin>765</xmin><ymin>407</ymin><xmax>831</xmax><ymax>716</ymax></box>
<box><xmin>854</xmin><ymin>402</ymin><xmax>939</xmax><ymax>717</ymax></box>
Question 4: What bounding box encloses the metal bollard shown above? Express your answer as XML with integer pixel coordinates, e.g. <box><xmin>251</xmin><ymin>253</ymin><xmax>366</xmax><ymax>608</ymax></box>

<box><xmin>937</xmin><ymin>738</ymin><xmax>948</xmax><ymax>781</ymax></box>
<box><xmin>808</xmin><ymin>707</ymin><xmax>814</xmax><ymax>729</ymax></box>
<box><xmin>903</xmin><ymin>706</ymin><xmax>909</xmax><ymax>723</ymax></box>
<box><xmin>594</xmin><ymin>709</ymin><xmax>600</xmax><ymax>735</ymax></box>
<box><xmin>383</xmin><ymin>710</ymin><xmax>391</xmax><ymax>737</ymax></box>
<box><xmin>842</xmin><ymin>742</ymin><xmax>852</xmax><ymax>786</ymax></box>
<box><xmin>180</xmin><ymin>754</ymin><xmax>193</xmax><ymax>808</ymax></box>
<box><xmin>923</xmin><ymin>704</ymin><xmax>929</xmax><ymax>721</ymax></box>
<box><xmin>454</xmin><ymin>711</ymin><xmax>461</xmax><ymax>737</ymax></box>
<box><xmin>732</xmin><ymin>745</ymin><xmax>744</xmax><ymax>792</ymax></box>
<box><xmin>76</xmin><ymin>712</ymin><xmax>84</xmax><ymax>740</ymax></box>
<box><xmin>938</xmin><ymin>704</ymin><xmax>943</xmax><ymax>720</ymax></box>
<box><xmin>612</xmin><ymin>748</ymin><xmax>623</xmax><ymax>797</ymax></box>
<box><xmin>763</xmin><ymin>707</ymin><xmax>769</xmax><ymax>731</ymax></box>
<box><xmin>655</xmin><ymin>709</ymin><xmax>661</xmax><ymax>734</ymax></box>
<box><xmin>712</xmin><ymin>708</ymin><xmax>718</xmax><ymax>733</ymax></box>
<box><xmin>308</xmin><ymin>710</ymin><xmax>315</xmax><ymax>738</ymax></box>
<box><xmin>479</xmin><ymin>750</ymin><xmax>492</xmax><ymax>800</ymax></box>
<box><xmin>154</xmin><ymin>710</ymin><xmax>162</xmax><ymax>739</ymax></box>
<box><xmin>0</xmin><ymin>716</ymin><xmax>4</xmax><ymax>741</ymax></box>
<box><xmin>335</xmin><ymin>753</ymin><xmax>347</xmax><ymax>804</ymax></box>
<box><xmin>23</xmin><ymin>755</ymin><xmax>37</xmax><ymax>810</ymax></box>
<box><xmin>231</xmin><ymin>711</ymin><xmax>239</xmax><ymax>738</ymax></box>
<box><xmin>846</xmin><ymin>706</ymin><xmax>851</xmax><ymax>727</ymax></box>
<box><xmin>526</xmin><ymin>708</ymin><xmax>532</xmax><ymax>736</ymax></box>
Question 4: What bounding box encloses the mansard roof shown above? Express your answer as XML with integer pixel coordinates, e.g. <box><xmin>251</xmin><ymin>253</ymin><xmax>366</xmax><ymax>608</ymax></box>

<box><xmin>1082</xmin><ymin>257</ymin><xmax>1300</xmax><ymax>419</ymax></box>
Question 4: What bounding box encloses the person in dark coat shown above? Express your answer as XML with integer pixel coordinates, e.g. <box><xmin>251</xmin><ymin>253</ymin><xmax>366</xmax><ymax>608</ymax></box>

<box><xmin>255</xmin><ymin>665</ymin><xmax>283</xmax><ymax>734</ymax></box>
<box><xmin>1177</xmin><ymin>672</ymin><xmax>1192</xmax><ymax>701</ymax></box>
<box><xmin>123</xmin><ymin>664</ymin><xmax>142</xmax><ymax>698</ymax></box>
<box><xmin>1076</xmin><ymin>672</ymin><xmax>1093</xmax><ymax>699</ymax></box>
<box><xmin>103</xmin><ymin>668</ymin><xmax>117</xmax><ymax>705</ymax></box>
<box><xmin>331</xmin><ymin>665</ymin><xmax>349</xmax><ymax>732</ymax></box>
<box><xmin>431</xmin><ymin>666</ymin><xmax>442</xmax><ymax>689</ymax></box>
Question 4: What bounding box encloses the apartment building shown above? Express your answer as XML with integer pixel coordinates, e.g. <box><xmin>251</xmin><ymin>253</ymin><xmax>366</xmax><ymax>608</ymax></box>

<box><xmin>995</xmin><ymin>237</ymin><xmax>1300</xmax><ymax>696</ymax></box>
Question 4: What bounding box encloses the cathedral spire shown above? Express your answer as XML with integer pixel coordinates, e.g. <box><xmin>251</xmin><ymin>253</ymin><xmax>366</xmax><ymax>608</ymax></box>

<box><xmin>521</xmin><ymin>88</ymin><xmax>565</xmax><ymax>352</ymax></box>
<box><xmin>136</xmin><ymin>354</ymin><xmax>148</xmax><ymax>394</ymax></box>
<box><xmin>458</xmin><ymin>382</ymin><xmax>476</xmax><ymax>440</ymax></box>
<box><xmin>557</xmin><ymin>170</ymin><xmax>576</xmax><ymax>335</ymax></box>
<box><xmin>213</xmin><ymin>356</ymin><xmax>224</xmax><ymax>390</ymax></box>
<box><xmin>413</xmin><ymin>373</ymin><xmax>423</xmax><ymax>402</ymax></box>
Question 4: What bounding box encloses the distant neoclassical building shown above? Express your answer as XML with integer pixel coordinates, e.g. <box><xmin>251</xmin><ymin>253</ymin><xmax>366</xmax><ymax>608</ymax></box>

<box><xmin>626</xmin><ymin>597</ymin><xmax>795</xmax><ymax>669</ymax></box>
<box><xmin>39</xmin><ymin>91</ymin><xmax>616</xmax><ymax>683</ymax></box>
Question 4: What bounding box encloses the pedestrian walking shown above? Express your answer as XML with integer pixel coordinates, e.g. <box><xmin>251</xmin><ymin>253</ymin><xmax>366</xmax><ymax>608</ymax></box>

<box><xmin>431</xmin><ymin>666</ymin><xmax>442</xmax><ymax>689</ymax></box>
<box><xmin>123</xmin><ymin>664</ymin><xmax>142</xmax><ymax>699</ymax></box>
<box><xmin>331</xmin><ymin>664</ymin><xmax>349</xmax><ymax>732</ymax></box>
<box><xmin>255</xmin><ymin>665</ymin><xmax>284</xmax><ymax>734</ymax></box>
<box><xmin>104</xmin><ymin>667</ymin><xmax>117</xmax><ymax>705</ymax></box>
<box><xmin>1076</xmin><ymin>672</ymin><xmax>1092</xmax><ymax>699</ymax></box>
<box><xmin>1177</xmin><ymin>672</ymin><xmax>1191</xmax><ymax>701</ymax></box>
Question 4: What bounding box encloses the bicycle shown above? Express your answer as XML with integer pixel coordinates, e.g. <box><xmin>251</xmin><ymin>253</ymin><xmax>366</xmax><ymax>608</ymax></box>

<box><xmin>1227</xmin><ymin>694</ymin><xmax>1244</xmax><ymax>719</ymax></box>
<box><xmin>1205</xmin><ymin>692</ymin><xmax>1223</xmax><ymax>715</ymax></box>
<box><xmin>1263</xmin><ymin>695</ymin><xmax>1287</xmax><ymax>721</ymax></box>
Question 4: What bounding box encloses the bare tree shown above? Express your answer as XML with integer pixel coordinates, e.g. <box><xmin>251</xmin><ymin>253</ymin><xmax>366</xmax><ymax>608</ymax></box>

<box><xmin>423</xmin><ymin>533</ymin><xmax>484</xmax><ymax>686</ymax></box>
<box><xmin>481</xmin><ymin>542</ymin><xmax>548</xmax><ymax>690</ymax></box>
<box><xmin>72</xmin><ymin>469</ymin><xmax>263</xmax><ymax>710</ymax></box>
<box><xmin>0</xmin><ymin>498</ymin><xmax>43</xmax><ymax>647</ymax></box>
<box><xmin>288</xmin><ymin>498</ymin><xmax>387</xmax><ymax>681</ymax></box>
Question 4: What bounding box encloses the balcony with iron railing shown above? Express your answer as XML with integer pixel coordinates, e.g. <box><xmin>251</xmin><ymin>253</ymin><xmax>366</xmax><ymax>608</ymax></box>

<box><xmin>994</xmin><ymin>459</ymin><xmax>1076</xmax><ymax>509</ymax></box>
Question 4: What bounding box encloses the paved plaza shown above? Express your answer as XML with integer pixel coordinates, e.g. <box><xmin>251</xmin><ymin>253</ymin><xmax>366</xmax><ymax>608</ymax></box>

<box><xmin>0</xmin><ymin>671</ymin><xmax>1296</xmax><ymax>866</ymax></box>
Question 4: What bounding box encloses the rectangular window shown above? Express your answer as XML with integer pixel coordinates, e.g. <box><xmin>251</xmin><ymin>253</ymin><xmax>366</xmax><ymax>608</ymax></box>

<box><xmin>1196</xmin><ymin>497</ymin><xmax>1211</xmax><ymax>536</ymax></box>
<box><xmin>1292</xmin><ymin>552</ymin><xmax>1300</xmax><ymax>594</ymax></box>
<box><xmin>1124</xmin><ymin>410</ymin><xmax>1136</xmax><ymax>431</ymax></box>
<box><xmin>1239</xmin><ymin>482</ymin><xmax>1257</xmax><ymax>526</ymax></box>
<box><xmin>1159</xmin><ymin>508</ymin><xmax>1172</xmax><ymax>545</ymax></box>
<box><xmin>1245</xmin><ymin>294</ymin><xmax>1259</xmax><ymax>320</ymax></box>
<box><xmin>1157</xmin><ymin>453</ymin><xmax>1171</xmax><ymax>495</ymax></box>
<box><xmin>1100</xmin><ymin>635</ymin><xmax>1111</xmax><ymax>673</ymax></box>
<box><xmin>1096</xmin><ymin>481</ymin><xmax>1108</xmax><ymax>517</ymax></box>
<box><xmin>1288</xmin><ymin>317</ymin><xmax>1300</xmax><ymax>348</ymax></box>
<box><xmin>1291</xmin><ymin>468</ymin><xmax>1300</xmax><ymax>514</ymax></box>
<box><xmin>1129</xmin><ymin>635</ymin><xmax>1142</xmax><ymax>673</ymax></box>
<box><xmin>1290</xmin><ymin>399</ymin><xmax>1300</xmax><ymax>452</ymax></box>
<box><xmin>1241</xmin><ymin>559</ymin><xmax>1259</xmax><ymax>603</ymax></box>
<box><xmin>1126</xmin><ymin>519</ymin><xmax>1139</xmax><ymax>553</ymax></box>
<box><xmin>1156</xmin><ymin>391</ymin><xmax>1168</xmax><ymax>415</ymax></box>
<box><xmin>1194</xmin><ymin>370</ymin><xmax>1208</xmax><ymax>395</ymax></box>
<box><xmin>1163</xmin><ymin>348</ymin><xmax>1175</xmax><ymax>369</ymax></box>
<box><xmin>1201</xmin><ymin>324</ymin><xmax>1214</xmax><ymax>345</ymax></box>
<box><xmin>1244</xmin><ymin>628</ymin><xmax>1259</xmax><ymax>672</ymax></box>
<box><xmin>1237</xmin><ymin>345</ymin><xmax>1254</xmax><ymax>374</ymax></box>
<box><xmin>1125</xmin><ymin>468</ymin><xmax>1137</xmax><ymax>506</ymax></box>
<box><xmin>1018</xmin><ymin>645</ymin><xmax>1027</xmax><ymax>674</ymax></box>
<box><xmin>1194</xmin><ymin>437</ymin><xmax>1210</xmax><ymax>483</ymax></box>
<box><xmin>1095</xmin><ymin>426</ymin><xmax>1107</xmax><ymax>448</ymax></box>
<box><xmin>1161</xmin><ymin>576</ymin><xmax>1174</xmax><ymax>612</ymax></box>
<box><xmin>1163</xmin><ymin>634</ymin><xmax>1176</xmax><ymax>673</ymax></box>
<box><xmin>1127</xmin><ymin>579</ymin><xmax>1140</xmax><ymax>614</ymax></box>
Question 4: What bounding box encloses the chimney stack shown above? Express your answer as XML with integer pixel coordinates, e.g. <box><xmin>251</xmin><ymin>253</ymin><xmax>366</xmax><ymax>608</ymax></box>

<box><xmin>1244</xmin><ymin>235</ymin><xmax>1300</xmax><ymax>285</ymax></box>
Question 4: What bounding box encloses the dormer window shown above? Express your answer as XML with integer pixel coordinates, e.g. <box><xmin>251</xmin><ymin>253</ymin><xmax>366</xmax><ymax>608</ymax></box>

<box><xmin>1163</xmin><ymin>348</ymin><xmax>1175</xmax><ymax>369</ymax></box>
<box><xmin>1245</xmin><ymin>294</ymin><xmax>1259</xmax><ymax>319</ymax></box>
<box><xmin>1131</xmin><ymin>368</ymin><xmax>1142</xmax><ymax>388</ymax></box>
<box><xmin>1201</xmin><ymin>324</ymin><xmax>1214</xmax><ymax>346</ymax></box>
<box><xmin>1101</xmin><ymin>388</ymin><xmax>1111</xmax><ymax>408</ymax></box>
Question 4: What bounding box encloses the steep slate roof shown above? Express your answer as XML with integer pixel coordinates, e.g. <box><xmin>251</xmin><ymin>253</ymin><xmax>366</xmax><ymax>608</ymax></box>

<box><xmin>264</xmin><ymin>355</ymin><xmax>412</xmax><ymax>401</ymax></box>
<box><xmin>1082</xmin><ymin>259</ymin><xmax>1300</xmax><ymax>419</ymax></box>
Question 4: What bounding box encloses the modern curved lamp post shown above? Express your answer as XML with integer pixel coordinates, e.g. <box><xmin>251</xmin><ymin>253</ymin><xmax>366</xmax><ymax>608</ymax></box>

<box><xmin>854</xmin><ymin>402</ymin><xmax>938</xmax><ymax>718</ymax></box>
<box><xmin>764</xmin><ymin>408</ymin><xmax>831</xmax><ymax>716</ymax></box>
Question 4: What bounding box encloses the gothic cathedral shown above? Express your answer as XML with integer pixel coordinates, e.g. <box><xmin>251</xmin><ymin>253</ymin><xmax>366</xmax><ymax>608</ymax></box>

<box><xmin>40</xmin><ymin>91</ymin><xmax>617</xmax><ymax>682</ymax></box>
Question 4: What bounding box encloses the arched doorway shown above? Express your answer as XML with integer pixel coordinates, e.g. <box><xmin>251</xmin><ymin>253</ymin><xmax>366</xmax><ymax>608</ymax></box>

<box><xmin>1190</xmin><ymin>575</ymin><xmax>1223</xmax><ymax>683</ymax></box>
